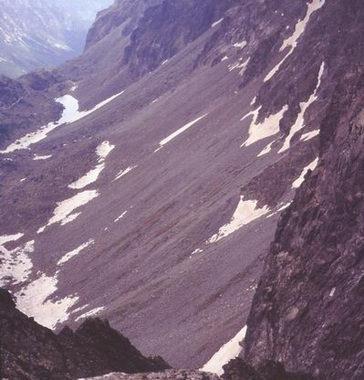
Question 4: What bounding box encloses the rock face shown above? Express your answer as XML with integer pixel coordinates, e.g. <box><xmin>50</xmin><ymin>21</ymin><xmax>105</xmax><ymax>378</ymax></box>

<box><xmin>123</xmin><ymin>0</ymin><xmax>237</xmax><ymax>78</ymax></box>
<box><xmin>0</xmin><ymin>289</ymin><xmax>169</xmax><ymax>379</ymax></box>
<box><xmin>243</xmin><ymin>1</ymin><xmax>364</xmax><ymax>379</ymax></box>
<box><xmin>85</xmin><ymin>0</ymin><xmax>164</xmax><ymax>50</ymax></box>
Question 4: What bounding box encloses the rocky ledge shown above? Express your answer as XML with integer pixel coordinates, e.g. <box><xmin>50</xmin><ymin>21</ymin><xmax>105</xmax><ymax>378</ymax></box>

<box><xmin>0</xmin><ymin>289</ymin><xmax>169</xmax><ymax>380</ymax></box>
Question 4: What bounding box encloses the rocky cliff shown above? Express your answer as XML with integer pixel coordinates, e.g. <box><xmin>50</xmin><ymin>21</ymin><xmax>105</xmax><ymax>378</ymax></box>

<box><xmin>243</xmin><ymin>1</ymin><xmax>364</xmax><ymax>379</ymax></box>
<box><xmin>0</xmin><ymin>289</ymin><xmax>169</xmax><ymax>379</ymax></box>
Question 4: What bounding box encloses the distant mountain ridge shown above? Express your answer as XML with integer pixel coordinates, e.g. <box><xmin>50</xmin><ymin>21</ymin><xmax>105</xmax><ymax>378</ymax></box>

<box><xmin>0</xmin><ymin>0</ymin><xmax>113</xmax><ymax>78</ymax></box>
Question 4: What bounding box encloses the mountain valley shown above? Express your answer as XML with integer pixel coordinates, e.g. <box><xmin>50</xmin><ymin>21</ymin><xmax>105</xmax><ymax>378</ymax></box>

<box><xmin>0</xmin><ymin>1</ymin><xmax>363</xmax><ymax>379</ymax></box>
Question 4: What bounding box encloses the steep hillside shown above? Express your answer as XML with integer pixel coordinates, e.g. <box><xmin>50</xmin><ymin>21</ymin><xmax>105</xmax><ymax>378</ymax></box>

<box><xmin>0</xmin><ymin>0</ymin><xmax>113</xmax><ymax>77</ymax></box>
<box><xmin>0</xmin><ymin>0</ymin><xmax>362</xmax><ymax>376</ymax></box>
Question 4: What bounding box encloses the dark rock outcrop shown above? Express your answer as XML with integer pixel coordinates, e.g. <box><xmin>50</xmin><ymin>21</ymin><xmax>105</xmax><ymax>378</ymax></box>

<box><xmin>243</xmin><ymin>2</ymin><xmax>364</xmax><ymax>379</ymax></box>
<box><xmin>123</xmin><ymin>0</ymin><xmax>237</xmax><ymax>78</ymax></box>
<box><xmin>222</xmin><ymin>358</ymin><xmax>314</xmax><ymax>380</ymax></box>
<box><xmin>0</xmin><ymin>289</ymin><xmax>169</xmax><ymax>380</ymax></box>
<box><xmin>84</xmin><ymin>370</ymin><xmax>220</xmax><ymax>380</ymax></box>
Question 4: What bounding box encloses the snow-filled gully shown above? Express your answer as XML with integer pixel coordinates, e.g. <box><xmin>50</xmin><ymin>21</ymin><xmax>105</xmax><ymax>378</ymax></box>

<box><xmin>264</xmin><ymin>0</ymin><xmax>326</xmax><ymax>82</ymax></box>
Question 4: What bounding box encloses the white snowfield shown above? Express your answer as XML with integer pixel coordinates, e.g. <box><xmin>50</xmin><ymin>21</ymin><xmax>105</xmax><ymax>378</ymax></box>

<box><xmin>15</xmin><ymin>271</ymin><xmax>79</xmax><ymax>330</ymax></box>
<box><xmin>201</xmin><ymin>326</ymin><xmax>247</xmax><ymax>375</ymax></box>
<box><xmin>155</xmin><ymin>114</ymin><xmax>208</xmax><ymax>151</ymax></box>
<box><xmin>264</xmin><ymin>0</ymin><xmax>326</xmax><ymax>82</ymax></box>
<box><xmin>58</xmin><ymin>239</ymin><xmax>95</xmax><ymax>266</ymax></box>
<box><xmin>0</xmin><ymin>91</ymin><xmax>124</xmax><ymax>154</ymax></box>
<box><xmin>38</xmin><ymin>190</ymin><xmax>99</xmax><ymax>233</ymax></box>
<box><xmin>0</xmin><ymin>234</ymin><xmax>34</xmax><ymax>286</ymax></box>
<box><xmin>279</xmin><ymin>62</ymin><xmax>325</xmax><ymax>153</ymax></box>
<box><xmin>241</xmin><ymin>105</ymin><xmax>288</xmax><ymax>147</ymax></box>
<box><xmin>292</xmin><ymin>158</ymin><xmax>319</xmax><ymax>188</ymax></box>
<box><xmin>0</xmin><ymin>232</ymin><xmax>77</xmax><ymax>329</ymax></box>
<box><xmin>208</xmin><ymin>197</ymin><xmax>270</xmax><ymax>244</ymax></box>
<box><xmin>69</xmin><ymin>141</ymin><xmax>115</xmax><ymax>190</ymax></box>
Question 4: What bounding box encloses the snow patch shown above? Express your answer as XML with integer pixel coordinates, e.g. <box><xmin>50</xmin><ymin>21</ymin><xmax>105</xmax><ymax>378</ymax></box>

<box><xmin>60</xmin><ymin>213</ymin><xmax>82</xmax><ymax>226</ymax></box>
<box><xmin>208</xmin><ymin>197</ymin><xmax>270</xmax><ymax>244</ymax></box>
<box><xmin>69</xmin><ymin>164</ymin><xmax>105</xmax><ymax>190</ymax></box>
<box><xmin>233</xmin><ymin>40</ymin><xmax>247</xmax><ymax>49</ymax></box>
<box><xmin>33</xmin><ymin>154</ymin><xmax>52</xmax><ymax>161</ymax></box>
<box><xmin>0</xmin><ymin>235</ymin><xmax>34</xmax><ymax>286</ymax></box>
<box><xmin>114</xmin><ymin>166</ymin><xmax>137</xmax><ymax>181</ymax></box>
<box><xmin>15</xmin><ymin>272</ymin><xmax>78</xmax><ymax>330</ymax></box>
<box><xmin>40</xmin><ymin>190</ymin><xmax>99</xmax><ymax>232</ymax></box>
<box><xmin>279</xmin><ymin>62</ymin><xmax>324</xmax><ymax>153</ymax></box>
<box><xmin>257</xmin><ymin>140</ymin><xmax>275</xmax><ymax>157</ymax></box>
<box><xmin>155</xmin><ymin>114</ymin><xmax>208</xmax><ymax>151</ymax></box>
<box><xmin>266</xmin><ymin>201</ymin><xmax>292</xmax><ymax>219</ymax></box>
<box><xmin>58</xmin><ymin>240</ymin><xmax>95</xmax><ymax>266</ymax></box>
<box><xmin>276</xmin><ymin>202</ymin><xmax>292</xmax><ymax>212</ymax></box>
<box><xmin>301</xmin><ymin>129</ymin><xmax>320</xmax><ymax>141</ymax></box>
<box><xmin>211</xmin><ymin>18</ymin><xmax>224</xmax><ymax>28</ymax></box>
<box><xmin>264</xmin><ymin>0</ymin><xmax>325</xmax><ymax>82</ymax></box>
<box><xmin>96</xmin><ymin>141</ymin><xmax>115</xmax><ymax>162</ymax></box>
<box><xmin>114</xmin><ymin>211</ymin><xmax>127</xmax><ymax>223</ymax></box>
<box><xmin>292</xmin><ymin>158</ymin><xmax>319</xmax><ymax>188</ymax></box>
<box><xmin>69</xmin><ymin>141</ymin><xmax>114</xmax><ymax>190</ymax></box>
<box><xmin>0</xmin><ymin>92</ymin><xmax>123</xmax><ymax>154</ymax></box>
<box><xmin>0</xmin><ymin>235</ymin><xmax>77</xmax><ymax>328</ymax></box>
<box><xmin>75</xmin><ymin>306</ymin><xmax>105</xmax><ymax>322</ymax></box>
<box><xmin>201</xmin><ymin>326</ymin><xmax>247</xmax><ymax>376</ymax></box>
<box><xmin>0</xmin><ymin>233</ymin><xmax>24</xmax><ymax>246</ymax></box>
<box><xmin>228</xmin><ymin>57</ymin><xmax>250</xmax><ymax>74</ymax></box>
<box><xmin>241</xmin><ymin>105</ymin><xmax>288</xmax><ymax>147</ymax></box>
<box><xmin>191</xmin><ymin>248</ymin><xmax>203</xmax><ymax>256</ymax></box>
